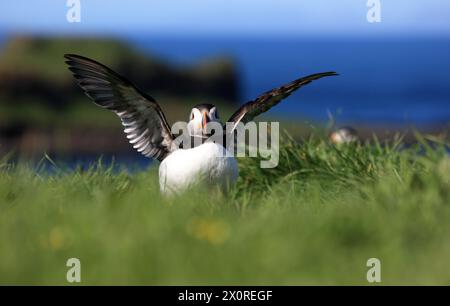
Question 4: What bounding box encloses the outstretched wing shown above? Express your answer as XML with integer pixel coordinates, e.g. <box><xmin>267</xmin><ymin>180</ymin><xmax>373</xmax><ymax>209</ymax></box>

<box><xmin>64</xmin><ymin>54</ymin><xmax>176</xmax><ymax>161</ymax></box>
<box><xmin>226</xmin><ymin>72</ymin><xmax>338</xmax><ymax>131</ymax></box>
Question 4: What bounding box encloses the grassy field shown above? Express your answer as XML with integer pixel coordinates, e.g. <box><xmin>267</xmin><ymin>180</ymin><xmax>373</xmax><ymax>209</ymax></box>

<box><xmin>0</xmin><ymin>133</ymin><xmax>449</xmax><ymax>285</ymax></box>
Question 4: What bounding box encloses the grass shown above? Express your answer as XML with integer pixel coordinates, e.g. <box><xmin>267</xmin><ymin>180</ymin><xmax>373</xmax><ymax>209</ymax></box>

<box><xmin>0</xmin><ymin>132</ymin><xmax>449</xmax><ymax>285</ymax></box>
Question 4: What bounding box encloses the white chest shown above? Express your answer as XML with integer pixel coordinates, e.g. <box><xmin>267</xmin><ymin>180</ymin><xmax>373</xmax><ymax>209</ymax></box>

<box><xmin>159</xmin><ymin>143</ymin><xmax>238</xmax><ymax>195</ymax></box>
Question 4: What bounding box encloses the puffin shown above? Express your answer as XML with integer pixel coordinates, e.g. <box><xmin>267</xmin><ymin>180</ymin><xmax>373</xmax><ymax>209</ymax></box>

<box><xmin>329</xmin><ymin>127</ymin><xmax>359</xmax><ymax>144</ymax></box>
<box><xmin>64</xmin><ymin>54</ymin><xmax>337</xmax><ymax>195</ymax></box>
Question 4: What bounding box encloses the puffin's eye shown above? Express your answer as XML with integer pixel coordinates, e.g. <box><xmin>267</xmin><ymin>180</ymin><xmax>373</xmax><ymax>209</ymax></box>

<box><xmin>191</xmin><ymin>113</ymin><xmax>194</xmax><ymax>120</ymax></box>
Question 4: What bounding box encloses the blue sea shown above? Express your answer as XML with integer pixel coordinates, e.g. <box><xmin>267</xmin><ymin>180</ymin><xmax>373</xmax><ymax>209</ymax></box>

<box><xmin>130</xmin><ymin>36</ymin><xmax>450</xmax><ymax>127</ymax></box>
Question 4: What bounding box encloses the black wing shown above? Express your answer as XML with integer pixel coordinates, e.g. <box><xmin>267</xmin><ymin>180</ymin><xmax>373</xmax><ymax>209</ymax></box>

<box><xmin>64</xmin><ymin>54</ymin><xmax>176</xmax><ymax>161</ymax></box>
<box><xmin>226</xmin><ymin>72</ymin><xmax>338</xmax><ymax>131</ymax></box>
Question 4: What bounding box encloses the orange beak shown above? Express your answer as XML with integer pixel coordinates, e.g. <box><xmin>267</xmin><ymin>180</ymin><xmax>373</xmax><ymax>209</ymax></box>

<box><xmin>202</xmin><ymin>111</ymin><xmax>209</xmax><ymax>130</ymax></box>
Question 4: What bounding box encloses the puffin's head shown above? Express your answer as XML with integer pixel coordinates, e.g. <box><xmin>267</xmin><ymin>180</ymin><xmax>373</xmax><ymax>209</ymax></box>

<box><xmin>188</xmin><ymin>103</ymin><xmax>221</xmax><ymax>137</ymax></box>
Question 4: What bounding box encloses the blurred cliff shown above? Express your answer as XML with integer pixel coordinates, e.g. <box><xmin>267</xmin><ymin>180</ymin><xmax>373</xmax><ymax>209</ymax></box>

<box><xmin>0</xmin><ymin>36</ymin><xmax>239</xmax><ymax>158</ymax></box>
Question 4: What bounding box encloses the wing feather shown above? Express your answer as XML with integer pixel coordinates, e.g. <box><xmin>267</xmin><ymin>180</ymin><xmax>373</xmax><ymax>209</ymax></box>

<box><xmin>227</xmin><ymin>72</ymin><xmax>338</xmax><ymax>130</ymax></box>
<box><xmin>64</xmin><ymin>54</ymin><xmax>176</xmax><ymax>161</ymax></box>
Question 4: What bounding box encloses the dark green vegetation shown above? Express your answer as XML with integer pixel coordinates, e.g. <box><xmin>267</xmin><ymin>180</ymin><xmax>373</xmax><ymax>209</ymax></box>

<box><xmin>0</xmin><ymin>134</ymin><xmax>449</xmax><ymax>285</ymax></box>
<box><xmin>0</xmin><ymin>37</ymin><xmax>238</xmax><ymax>156</ymax></box>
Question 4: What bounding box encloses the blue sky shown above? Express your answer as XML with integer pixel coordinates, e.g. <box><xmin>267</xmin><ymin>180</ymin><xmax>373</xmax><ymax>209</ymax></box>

<box><xmin>0</xmin><ymin>0</ymin><xmax>450</xmax><ymax>37</ymax></box>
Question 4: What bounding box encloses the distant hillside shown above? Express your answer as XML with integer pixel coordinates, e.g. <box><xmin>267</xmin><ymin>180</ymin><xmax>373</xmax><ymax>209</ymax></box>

<box><xmin>0</xmin><ymin>36</ymin><xmax>239</xmax><ymax>156</ymax></box>
<box><xmin>0</xmin><ymin>36</ymin><xmax>239</xmax><ymax>115</ymax></box>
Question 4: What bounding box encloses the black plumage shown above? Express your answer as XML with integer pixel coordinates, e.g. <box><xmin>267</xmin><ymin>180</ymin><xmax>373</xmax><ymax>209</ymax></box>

<box><xmin>64</xmin><ymin>54</ymin><xmax>176</xmax><ymax>161</ymax></box>
<box><xmin>65</xmin><ymin>54</ymin><xmax>337</xmax><ymax>160</ymax></box>
<box><xmin>226</xmin><ymin>72</ymin><xmax>338</xmax><ymax>131</ymax></box>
